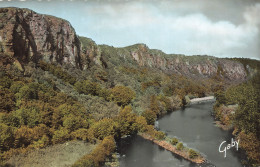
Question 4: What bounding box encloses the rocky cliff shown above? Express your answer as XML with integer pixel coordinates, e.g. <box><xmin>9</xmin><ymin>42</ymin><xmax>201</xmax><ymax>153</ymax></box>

<box><xmin>0</xmin><ymin>7</ymin><xmax>248</xmax><ymax>81</ymax></box>
<box><xmin>0</xmin><ymin>7</ymin><xmax>82</xmax><ymax>69</ymax></box>
<box><xmin>126</xmin><ymin>44</ymin><xmax>247</xmax><ymax>81</ymax></box>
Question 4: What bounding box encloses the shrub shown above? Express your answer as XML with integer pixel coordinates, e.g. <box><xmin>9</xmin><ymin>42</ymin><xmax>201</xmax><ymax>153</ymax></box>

<box><xmin>188</xmin><ymin>149</ymin><xmax>199</xmax><ymax>159</ymax></box>
<box><xmin>176</xmin><ymin>142</ymin><xmax>184</xmax><ymax>150</ymax></box>
<box><xmin>31</xmin><ymin>135</ymin><xmax>49</xmax><ymax>149</ymax></box>
<box><xmin>171</xmin><ymin>137</ymin><xmax>178</xmax><ymax>145</ymax></box>
<box><xmin>155</xmin><ymin>131</ymin><xmax>166</xmax><ymax>140</ymax></box>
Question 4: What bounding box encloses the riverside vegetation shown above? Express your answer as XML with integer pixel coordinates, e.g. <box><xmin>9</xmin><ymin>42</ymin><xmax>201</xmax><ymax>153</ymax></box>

<box><xmin>0</xmin><ymin>7</ymin><xmax>259</xmax><ymax>167</ymax></box>
<box><xmin>214</xmin><ymin>58</ymin><xmax>260</xmax><ymax>166</ymax></box>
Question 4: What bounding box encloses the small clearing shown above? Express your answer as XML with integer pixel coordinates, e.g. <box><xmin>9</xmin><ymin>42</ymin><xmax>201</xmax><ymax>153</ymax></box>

<box><xmin>6</xmin><ymin>140</ymin><xmax>96</xmax><ymax>167</ymax></box>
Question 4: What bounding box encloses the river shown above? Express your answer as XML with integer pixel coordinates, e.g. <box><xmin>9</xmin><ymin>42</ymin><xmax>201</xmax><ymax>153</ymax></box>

<box><xmin>118</xmin><ymin>101</ymin><xmax>246</xmax><ymax>167</ymax></box>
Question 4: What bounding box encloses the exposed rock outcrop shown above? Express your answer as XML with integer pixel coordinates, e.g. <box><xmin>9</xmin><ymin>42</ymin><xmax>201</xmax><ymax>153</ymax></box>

<box><xmin>128</xmin><ymin>44</ymin><xmax>247</xmax><ymax>81</ymax></box>
<box><xmin>0</xmin><ymin>7</ymin><xmax>82</xmax><ymax>69</ymax></box>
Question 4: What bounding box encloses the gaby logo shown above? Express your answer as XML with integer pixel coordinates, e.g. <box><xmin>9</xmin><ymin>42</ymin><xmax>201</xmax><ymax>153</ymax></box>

<box><xmin>219</xmin><ymin>138</ymin><xmax>239</xmax><ymax>158</ymax></box>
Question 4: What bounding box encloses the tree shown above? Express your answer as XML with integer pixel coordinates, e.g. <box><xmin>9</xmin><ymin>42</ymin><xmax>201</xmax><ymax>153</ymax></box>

<box><xmin>142</xmin><ymin>109</ymin><xmax>157</xmax><ymax>125</ymax></box>
<box><xmin>214</xmin><ymin>90</ymin><xmax>226</xmax><ymax>105</ymax></box>
<box><xmin>149</xmin><ymin>95</ymin><xmax>160</xmax><ymax>115</ymax></box>
<box><xmin>0</xmin><ymin>87</ymin><xmax>15</xmax><ymax>112</ymax></box>
<box><xmin>63</xmin><ymin>114</ymin><xmax>88</xmax><ymax>132</ymax></box>
<box><xmin>133</xmin><ymin>116</ymin><xmax>148</xmax><ymax>132</ymax></box>
<box><xmin>52</xmin><ymin>127</ymin><xmax>69</xmax><ymax>144</ymax></box>
<box><xmin>110</xmin><ymin>85</ymin><xmax>136</xmax><ymax>106</ymax></box>
<box><xmin>115</xmin><ymin>106</ymin><xmax>137</xmax><ymax>136</ymax></box>
<box><xmin>89</xmin><ymin>118</ymin><xmax>115</xmax><ymax>140</ymax></box>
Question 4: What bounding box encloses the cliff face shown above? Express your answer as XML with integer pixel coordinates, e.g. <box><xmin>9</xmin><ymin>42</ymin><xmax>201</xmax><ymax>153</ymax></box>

<box><xmin>128</xmin><ymin>44</ymin><xmax>247</xmax><ymax>81</ymax></box>
<box><xmin>0</xmin><ymin>7</ymin><xmax>248</xmax><ymax>81</ymax></box>
<box><xmin>0</xmin><ymin>7</ymin><xmax>82</xmax><ymax>68</ymax></box>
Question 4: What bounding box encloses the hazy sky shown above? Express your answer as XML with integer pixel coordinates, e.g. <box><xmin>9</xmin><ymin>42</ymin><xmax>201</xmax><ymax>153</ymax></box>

<box><xmin>0</xmin><ymin>0</ymin><xmax>260</xmax><ymax>59</ymax></box>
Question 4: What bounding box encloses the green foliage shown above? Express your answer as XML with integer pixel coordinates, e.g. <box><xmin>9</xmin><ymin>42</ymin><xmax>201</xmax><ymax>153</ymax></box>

<box><xmin>157</xmin><ymin>94</ymin><xmax>172</xmax><ymax>112</ymax></box>
<box><xmin>0</xmin><ymin>123</ymin><xmax>15</xmax><ymax>151</ymax></box>
<box><xmin>214</xmin><ymin>90</ymin><xmax>226</xmax><ymax>105</ymax></box>
<box><xmin>16</xmin><ymin>83</ymin><xmax>39</xmax><ymax>100</ymax></box>
<box><xmin>171</xmin><ymin>137</ymin><xmax>179</xmax><ymax>145</ymax></box>
<box><xmin>63</xmin><ymin>114</ymin><xmax>89</xmax><ymax>132</ymax></box>
<box><xmin>214</xmin><ymin>67</ymin><xmax>260</xmax><ymax>165</ymax></box>
<box><xmin>15</xmin><ymin>108</ymin><xmax>40</xmax><ymax>128</ymax></box>
<box><xmin>71</xmin><ymin>128</ymin><xmax>89</xmax><ymax>141</ymax></box>
<box><xmin>141</xmin><ymin>80</ymin><xmax>160</xmax><ymax>91</ymax></box>
<box><xmin>0</xmin><ymin>87</ymin><xmax>15</xmax><ymax>112</ymax></box>
<box><xmin>149</xmin><ymin>95</ymin><xmax>160</xmax><ymax>115</ymax></box>
<box><xmin>52</xmin><ymin>127</ymin><xmax>69</xmax><ymax>144</ymax></box>
<box><xmin>38</xmin><ymin>61</ymin><xmax>76</xmax><ymax>85</ymax></box>
<box><xmin>0</xmin><ymin>76</ymin><xmax>12</xmax><ymax>88</ymax></box>
<box><xmin>155</xmin><ymin>131</ymin><xmax>166</xmax><ymax>140</ymax></box>
<box><xmin>89</xmin><ymin>118</ymin><xmax>115</xmax><ymax>140</ymax></box>
<box><xmin>176</xmin><ymin>142</ymin><xmax>184</xmax><ymax>150</ymax></box>
<box><xmin>110</xmin><ymin>85</ymin><xmax>136</xmax><ymax>106</ymax></box>
<box><xmin>239</xmin><ymin>131</ymin><xmax>260</xmax><ymax>165</ymax></box>
<box><xmin>10</xmin><ymin>81</ymin><xmax>24</xmax><ymax>94</ymax></box>
<box><xmin>133</xmin><ymin>116</ymin><xmax>147</xmax><ymax>132</ymax></box>
<box><xmin>0</xmin><ymin>70</ymin><xmax>94</xmax><ymax>159</ymax></box>
<box><xmin>188</xmin><ymin>149</ymin><xmax>199</xmax><ymax>159</ymax></box>
<box><xmin>74</xmin><ymin>80</ymin><xmax>100</xmax><ymax>96</ymax></box>
<box><xmin>141</xmin><ymin>109</ymin><xmax>157</xmax><ymax>125</ymax></box>
<box><xmin>115</xmin><ymin>106</ymin><xmax>137</xmax><ymax>137</ymax></box>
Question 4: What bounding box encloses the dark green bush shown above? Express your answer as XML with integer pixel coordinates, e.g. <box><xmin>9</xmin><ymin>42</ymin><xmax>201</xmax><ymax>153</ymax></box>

<box><xmin>188</xmin><ymin>149</ymin><xmax>199</xmax><ymax>159</ymax></box>
<box><xmin>171</xmin><ymin>137</ymin><xmax>178</xmax><ymax>145</ymax></box>
<box><xmin>176</xmin><ymin>142</ymin><xmax>184</xmax><ymax>150</ymax></box>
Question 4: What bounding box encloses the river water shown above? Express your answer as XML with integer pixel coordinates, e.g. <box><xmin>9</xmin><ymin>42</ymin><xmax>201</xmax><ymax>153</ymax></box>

<box><xmin>118</xmin><ymin>102</ymin><xmax>246</xmax><ymax>167</ymax></box>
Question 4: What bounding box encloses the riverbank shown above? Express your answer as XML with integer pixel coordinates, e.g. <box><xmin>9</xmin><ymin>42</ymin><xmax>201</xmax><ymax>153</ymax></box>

<box><xmin>190</xmin><ymin>96</ymin><xmax>215</xmax><ymax>104</ymax></box>
<box><xmin>213</xmin><ymin>104</ymin><xmax>237</xmax><ymax>130</ymax></box>
<box><xmin>138</xmin><ymin>133</ymin><xmax>205</xmax><ymax>164</ymax></box>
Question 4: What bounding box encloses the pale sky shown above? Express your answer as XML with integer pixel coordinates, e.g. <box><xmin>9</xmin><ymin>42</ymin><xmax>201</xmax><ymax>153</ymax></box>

<box><xmin>0</xmin><ymin>0</ymin><xmax>260</xmax><ymax>60</ymax></box>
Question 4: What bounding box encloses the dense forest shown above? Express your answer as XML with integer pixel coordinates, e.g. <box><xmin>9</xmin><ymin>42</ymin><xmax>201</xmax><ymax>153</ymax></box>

<box><xmin>0</xmin><ymin>49</ymin><xmax>213</xmax><ymax>166</ymax></box>
<box><xmin>214</xmin><ymin>58</ymin><xmax>260</xmax><ymax>166</ymax></box>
